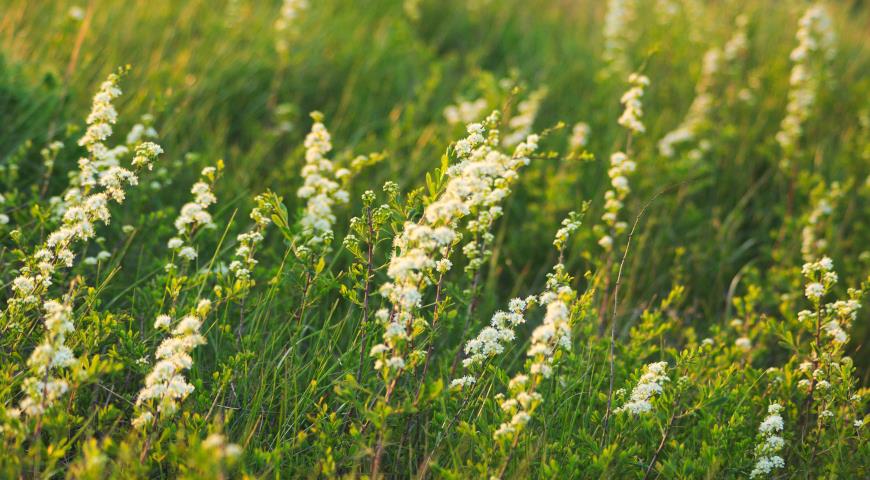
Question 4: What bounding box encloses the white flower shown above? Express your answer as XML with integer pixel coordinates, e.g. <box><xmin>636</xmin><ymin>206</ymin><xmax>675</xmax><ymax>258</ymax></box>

<box><xmin>503</xmin><ymin>88</ymin><xmax>547</xmax><ymax>147</ymax></box>
<box><xmin>178</xmin><ymin>246</ymin><xmax>197</xmax><ymax>261</ymax></box>
<box><xmin>750</xmin><ymin>402</ymin><xmax>786</xmax><ymax>478</ymax></box>
<box><xmin>369</xmin><ymin>344</ymin><xmax>389</xmax><ymax>356</ymax></box>
<box><xmin>154</xmin><ymin>315</ymin><xmax>171</xmax><ymax>329</ymax></box>
<box><xmin>173</xmin><ymin>171</ymin><xmax>217</xmax><ymax>240</ymax></box>
<box><xmin>296</xmin><ymin>113</ymin><xmax>347</xmax><ymax>250</ymax></box>
<box><xmin>776</xmin><ymin>4</ymin><xmax>836</xmax><ymax>165</ymax></box>
<box><xmin>615</xmin><ymin>361</ymin><xmax>669</xmax><ymax>415</ymax></box>
<box><xmin>6</xmin><ymin>72</ymin><xmax>160</xmax><ymax>313</ymax></box>
<box><xmin>462</xmin><ymin>301</ymin><xmax>530</xmax><ymax>368</ymax></box>
<box><xmin>657</xmin><ymin>17</ymin><xmax>747</xmax><ymax>158</ymax></box>
<box><xmin>492</xmin><ymin>263</ymin><xmax>575</xmax><ymax>442</ymax></box>
<box><xmin>602</xmin><ymin>0</ymin><xmax>635</xmax><ymax>73</ymax></box>
<box><xmin>378</xmin><ymin>114</ymin><xmax>540</xmax><ymax>380</ymax></box>
<box><xmin>444</xmin><ymin>98</ymin><xmax>488</xmax><ymax>125</ymax></box>
<box><xmin>617</xmin><ymin>73</ymin><xmax>649</xmax><ymax>134</ymax></box>
<box><xmin>805</xmin><ymin>282</ymin><xmax>825</xmax><ymax>301</ymax></box>
<box><xmin>385</xmin><ymin>356</ymin><xmax>405</xmax><ymax>370</ymax></box>
<box><xmin>275</xmin><ymin>0</ymin><xmax>308</xmax><ymax>35</ymax></box>
<box><xmin>68</xmin><ymin>6</ymin><xmax>85</xmax><ymax>20</ymax></box>
<box><xmin>569</xmin><ymin>122</ymin><xmax>590</xmax><ymax>150</ymax></box>
<box><xmin>18</xmin><ymin>300</ymin><xmax>77</xmax><ymax>416</ymax></box>
<box><xmin>449</xmin><ymin>376</ymin><xmax>476</xmax><ymax>390</ymax></box>
<box><xmin>135</xmin><ymin>308</ymin><xmax>207</xmax><ymax>421</ymax></box>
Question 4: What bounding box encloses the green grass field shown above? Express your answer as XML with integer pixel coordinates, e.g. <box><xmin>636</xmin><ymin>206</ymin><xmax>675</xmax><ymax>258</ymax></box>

<box><xmin>1</xmin><ymin>0</ymin><xmax>869</xmax><ymax>477</ymax></box>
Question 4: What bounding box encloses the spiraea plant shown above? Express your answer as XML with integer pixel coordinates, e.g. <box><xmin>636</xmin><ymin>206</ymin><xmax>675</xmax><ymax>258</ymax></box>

<box><xmin>1</xmin><ymin>0</ymin><xmax>869</xmax><ymax>478</ymax></box>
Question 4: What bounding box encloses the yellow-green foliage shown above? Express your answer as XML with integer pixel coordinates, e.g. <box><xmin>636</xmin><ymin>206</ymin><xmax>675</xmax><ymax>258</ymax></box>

<box><xmin>1</xmin><ymin>0</ymin><xmax>869</xmax><ymax>478</ymax></box>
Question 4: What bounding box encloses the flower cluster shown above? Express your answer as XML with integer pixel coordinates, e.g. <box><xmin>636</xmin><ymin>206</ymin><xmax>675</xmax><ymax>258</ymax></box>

<box><xmin>801</xmin><ymin>256</ymin><xmax>837</xmax><ymax>304</ymax></box>
<box><xmin>76</xmin><ymin>72</ymin><xmax>124</xmax><ymax>189</ymax></box>
<box><xmin>7</xmin><ymin>73</ymin><xmax>161</xmax><ymax>313</ymax></box>
<box><xmin>200</xmin><ymin>433</ymin><xmax>242</xmax><ymax>461</ymax></box>
<box><xmin>372</xmin><ymin>114</ymin><xmax>539</xmax><ymax>379</ymax></box>
<box><xmin>493</xmin><ymin>265</ymin><xmax>575</xmax><ymax>440</ymax></box>
<box><xmin>455</xmin><ymin>211</ymin><xmax>582</xmax><ymax>394</ymax></box>
<box><xmin>723</xmin><ymin>15</ymin><xmax>750</xmax><ymax>62</ymax></box>
<box><xmin>776</xmin><ymin>4</ymin><xmax>836</xmax><ymax>162</ymax></box>
<box><xmin>168</xmin><ymin>166</ymin><xmax>219</xmax><ymax>263</ymax></box>
<box><xmin>444</xmin><ymin>98</ymin><xmax>488</xmax><ymax>126</ymax></box>
<box><xmin>553</xmin><ymin>211</ymin><xmax>584</xmax><ymax>251</ymax></box>
<box><xmin>569</xmin><ymin>122</ymin><xmax>590</xmax><ymax>152</ymax></box>
<box><xmin>798</xmin><ymin>257</ymin><xmax>861</xmax><ymax>348</ymax></box>
<box><xmin>800</xmin><ymin>182</ymin><xmax>842</xmax><ymax>262</ymax></box>
<box><xmin>602</xmin><ymin>0</ymin><xmax>636</xmax><ymax>74</ymax></box>
<box><xmin>460</xmin><ymin>118</ymin><xmax>538</xmax><ymax>276</ymax></box>
<box><xmin>69</xmin><ymin>80</ymin><xmax>160</xmax><ymax>203</ymax></box>
<box><xmin>274</xmin><ymin>0</ymin><xmax>308</xmax><ymax>53</ymax></box>
<box><xmin>617</xmin><ymin>73</ymin><xmax>649</xmax><ymax>134</ymax></box>
<box><xmin>492</xmin><ymin>375</ymin><xmax>539</xmax><ymax>440</ymax></box>
<box><xmin>822</xmin><ymin>298</ymin><xmax>860</xmax><ymax>345</ymax></box>
<box><xmin>792</xmin><ymin>255</ymin><xmax>864</xmax><ymax>437</ymax></box>
<box><xmin>598</xmin><ymin>152</ymin><xmax>636</xmax><ymax>250</ymax></box>
<box><xmin>503</xmin><ymin>87</ymin><xmax>547</xmax><ymax>147</ymax></box>
<box><xmin>229</xmin><ymin>193</ymin><xmax>278</xmax><ymax>289</ymax></box>
<box><xmin>596</xmin><ymin>74</ymin><xmax>647</xmax><ymax>251</ymax></box>
<box><xmin>18</xmin><ymin>299</ymin><xmax>77</xmax><ymax>416</ymax></box>
<box><xmin>126</xmin><ymin>113</ymin><xmax>159</xmax><ymax>146</ymax></box>
<box><xmin>296</xmin><ymin>112</ymin><xmax>350</xmax><ymax>250</ymax></box>
<box><xmin>0</xmin><ymin>193</ymin><xmax>8</xmax><ymax>225</ymax></box>
<box><xmin>658</xmin><ymin>16</ymin><xmax>748</xmax><ymax>158</ymax></box>
<box><xmin>526</xmin><ymin>275</ymin><xmax>574</xmax><ymax>378</ymax></box>
<box><xmin>749</xmin><ymin>403</ymin><xmax>785</xmax><ymax>478</ymax></box>
<box><xmin>461</xmin><ymin>297</ymin><xmax>531</xmax><ymax>369</ymax></box>
<box><xmin>614</xmin><ymin>361</ymin><xmax>669</xmax><ymax>415</ymax></box>
<box><xmin>133</xmin><ymin>300</ymin><xmax>211</xmax><ymax>429</ymax></box>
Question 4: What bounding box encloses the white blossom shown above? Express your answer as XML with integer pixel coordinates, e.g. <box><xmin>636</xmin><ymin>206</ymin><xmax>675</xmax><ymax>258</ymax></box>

<box><xmin>296</xmin><ymin>113</ymin><xmax>348</xmax><ymax>250</ymax></box>
<box><xmin>7</xmin><ymin>72</ymin><xmax>161</xmax><ymax>313</ymax></box>
<box><xmin>444</xmin><ymin>98</ymin><xmax>488</xmax><ymax>125</ymax></box>
<box><xmin>750</xmin><ymin>403</ymin><xmax>786</xmax><ymax>478</ymax></box>
<box><xmin>615</xmin><ymin>361</ymin><xmax>669</xmax><ymax>415</ymax></box>
<box><xmin>602</xmin><ymin>0</ymin><xmax>636</xmax><ymax>74</ymax></box>
<box><xmin>569</xmin><ymin>122</ymin><xmax>590</xmax><ymax>151</ymax></box>
<box><xmin>617</xmin><ymin>73</ymin><xmax>649</xmax><ymax>134</ymax></box>
<box><xmin>18</xmin><ymin>300</ymin><xmax>77</xmax><ymax>416</ymax></box>
<box><xmin>658</xmin><ymin>17</ymin><xmax>747</xmax><ymax>158</ymax></box>
<box><xmin>776</xmin><ymin>4</ymin><xmax>836</xmax><ymax>165</ymax></box>
<box><xmin>134</xmin><ymin>306</ymin><xmax>208</xmax><ymax>428</ymax></box>
<box><xmin>378</xmin><ymin>113</ymin><xmax>539</xmax><ymax>380</ymax></box>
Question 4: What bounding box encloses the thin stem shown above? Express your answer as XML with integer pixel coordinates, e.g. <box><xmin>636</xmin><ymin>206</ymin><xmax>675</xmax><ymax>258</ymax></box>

<box><xmin>294</xmin><ymin>268</ymin><xmax>314</xmax><ymax>324</ymax></box>
<box><xmin>801</xmin><ymin>294</ymin><xmax>824</xmax><ymax>440</ymax></box>
<box><xmin>356</xmin><ymin>206</ymin><xmax>376</xmax><ymax>383</ymax></box>
<box><xmin>414</xmin><ymin>273</ymin><xmax>445</xmax><ymax>405</ymax></box>
<box><xmin>603</xmin><ymin>185</ymin><xmax>673</xmax><ymax>441</ymax></box>
<box><xmin>643</xmin><ymin>396</ymin><xmax>681</xmax><ymax>480</ymax></box>
<box><xmin>371</xmin><ymin>377</ymin><xmax>398</xmax><ymax>479</ymax></box>
<box><xmin>450</xmin><ymin>248</ymin><xmax>485</xmax><ymax>375</ymax></box>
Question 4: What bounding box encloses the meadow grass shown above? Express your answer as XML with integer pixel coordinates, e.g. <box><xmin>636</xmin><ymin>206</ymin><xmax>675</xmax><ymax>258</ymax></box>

<box><xmin>1</xmin><ymin>0</ymin><xmax>869</xmax><ymax>477</ymax></box>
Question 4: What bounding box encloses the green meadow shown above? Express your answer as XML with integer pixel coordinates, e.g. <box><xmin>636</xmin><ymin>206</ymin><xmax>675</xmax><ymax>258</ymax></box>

<box><xmin>1</xmin><ymin>0</ymin><xmax>868</xmax><ymax>477</ymax></box>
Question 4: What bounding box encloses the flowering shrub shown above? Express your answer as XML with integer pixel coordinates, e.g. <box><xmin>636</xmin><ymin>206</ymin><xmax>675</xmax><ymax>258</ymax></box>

<box><xmin>0</xmin><ymin>1</ymin><xmax>868</xmax><ymax>478</ymax></box>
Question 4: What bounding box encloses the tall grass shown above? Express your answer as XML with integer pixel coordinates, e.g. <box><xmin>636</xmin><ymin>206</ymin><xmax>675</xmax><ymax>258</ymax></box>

<box><xmin>1</xmin><ymin>0</ymin><xmax>869</xmax><ymax>477</ymax></box>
